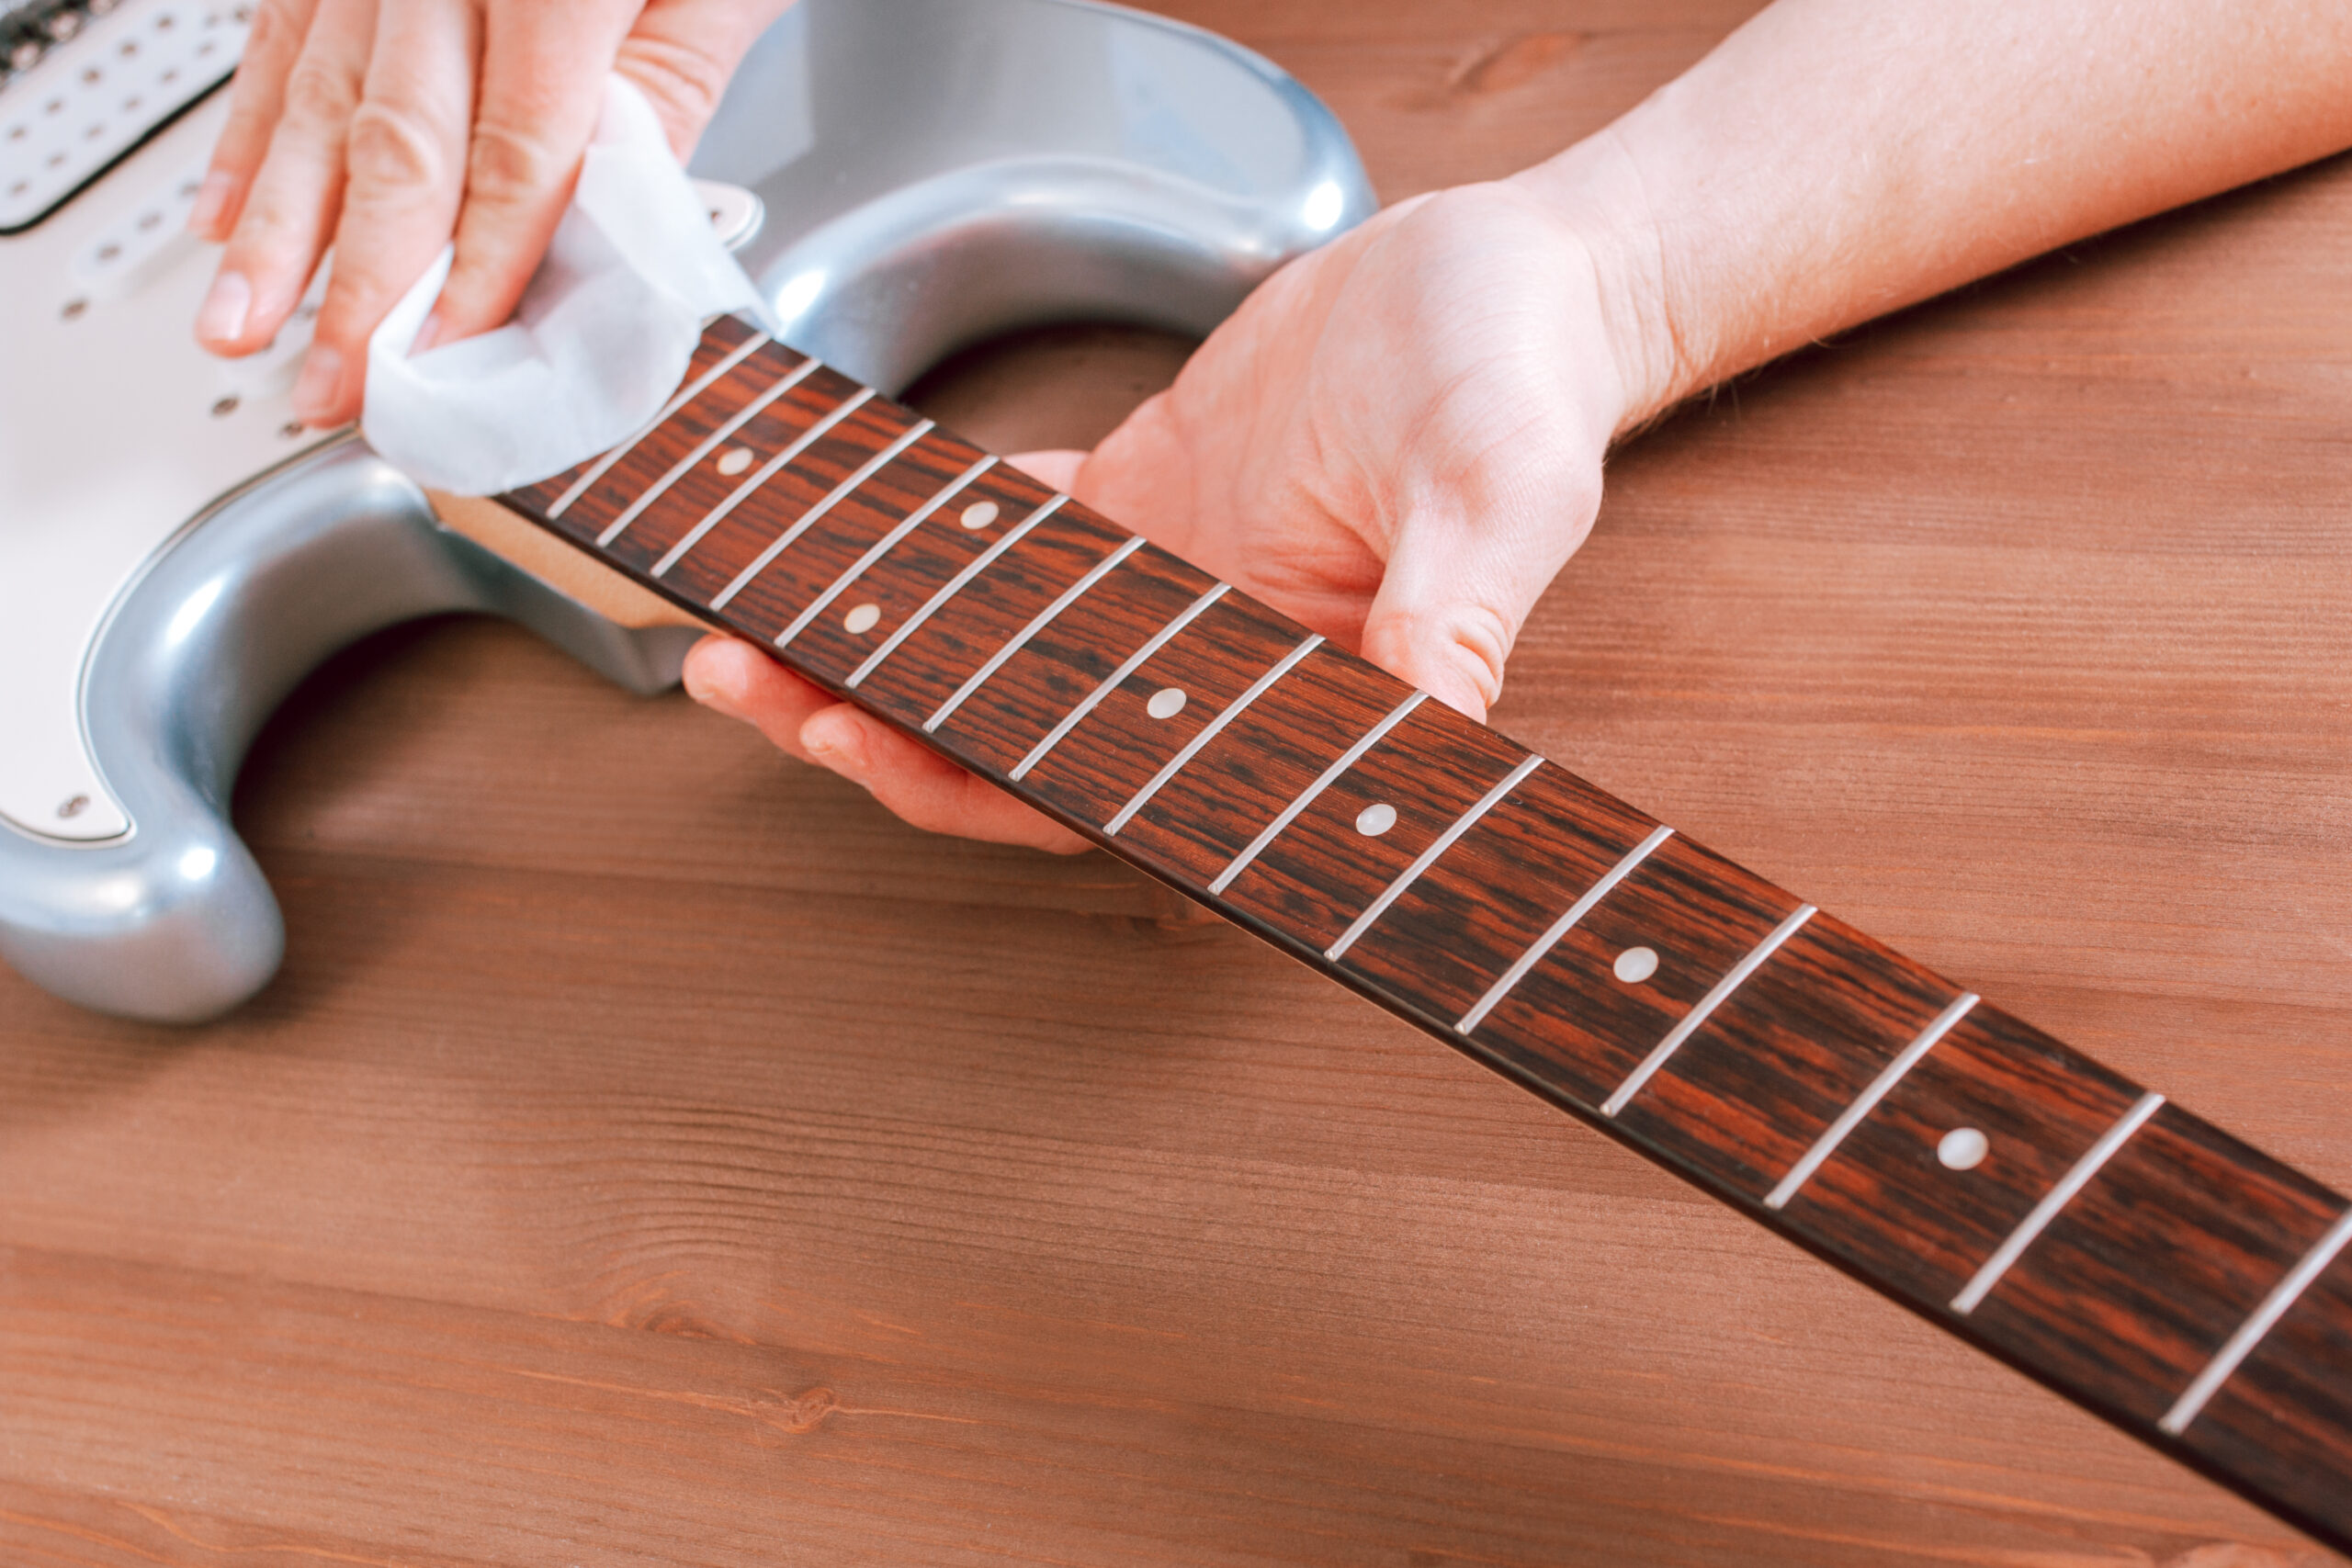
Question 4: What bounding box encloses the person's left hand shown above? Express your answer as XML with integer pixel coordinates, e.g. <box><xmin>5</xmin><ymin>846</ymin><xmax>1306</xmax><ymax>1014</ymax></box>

<box><xmin>683</xmin><ymin>180</ymin><xmax>1658</xmax><ymax>854</ymax></box>
<box><xmin>189</xmin><ymin>0</ymin><xmax>790</xmax><ymax>428</ymax></box>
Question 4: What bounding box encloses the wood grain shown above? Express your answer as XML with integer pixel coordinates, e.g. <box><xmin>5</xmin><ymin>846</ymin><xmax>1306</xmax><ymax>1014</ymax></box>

<box><xmin>5</xmin><ymin>0</ymin><xmax>2352</xmax><ymax>1562</ymax></box>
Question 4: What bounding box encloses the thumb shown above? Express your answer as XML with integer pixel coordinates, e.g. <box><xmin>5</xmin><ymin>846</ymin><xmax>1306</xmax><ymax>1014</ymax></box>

<box><xmin>1357</xmin><ymin>493</ymin><xmax>1592</xmax><ymax>723</ymax></box>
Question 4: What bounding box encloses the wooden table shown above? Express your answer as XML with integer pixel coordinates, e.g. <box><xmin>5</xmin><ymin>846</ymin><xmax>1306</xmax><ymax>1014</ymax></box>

<box><xmin>6</xmin><ymin>3</ymin><xmax>2350</xmax><ymax>1562</ymax></box>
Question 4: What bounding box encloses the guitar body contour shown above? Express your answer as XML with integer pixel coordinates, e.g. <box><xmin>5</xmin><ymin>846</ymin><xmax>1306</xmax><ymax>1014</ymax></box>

<box><xmin>0</xmin><ymin>0</ymin><xmax>1373</xmax><ymax>1022</ymax></box>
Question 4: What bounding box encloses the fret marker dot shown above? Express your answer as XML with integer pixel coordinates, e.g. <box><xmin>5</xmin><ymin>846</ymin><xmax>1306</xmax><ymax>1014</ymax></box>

<box><xmin>842</xmin><ymin>603</ymin><xmax>882</xmax><ymax>636</ymax></box>
<box><xmin>1354</xmin><ymin>802</ymin><xmax>1397</xmax><ymax>837</ymax></box>
<box><xmin>1146</xmin><ymin>687</ymin><xmax>1186</xmax><ymax>720</ymax></box>
<box><xmin>716</xmin><ymin>446</ymin><xmax>753</xmax><ymax>477</ymax></box>
<box><xmin>1612</xmin><ymin>946</ymin><xmax>1659</xmax><ymax>985</ymax></box>
<box><xmin>1938</xmin><ymin>1127</ymin><xmax>1990</xmax><ymax>1171</ymax></box>
<box><xmin>960</xmin><ymin>501</ymin><xmax>1000</xmax><ymax>530</ymax></box>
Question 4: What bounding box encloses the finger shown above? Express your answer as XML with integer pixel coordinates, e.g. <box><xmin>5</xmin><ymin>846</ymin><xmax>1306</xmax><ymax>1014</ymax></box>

<box><xmin>1005</xmin><ymin>448</ymin><xmax>1087</xmax><ymax>493</ymax></box>
<box><xmin>289</xmin><ymin>0</ymin><xmax>479</xmax><ymax>426</ymax></box>
<box><xmin>682</xmin><ymin>635</ymin><xmax>831</xmax><ymax>761</ymax></box>
<box><xmin>425</xmin><ymin>1</ymin><xmax>639</xmax><ymax>348</ymax></box>
<box><xmin>620</xmin><ymin>0</ymin><xmax>796</xmax><ymax>157</ymax></box>
<box><xmin>1359</xmin><ymin>451</ymin><xmax>1600</xmax><ymax>722</ymax></box>
<box><xmin>684</xmin><ymin>637</ymin><xmax>1087</xmax><ymax>853</ymax></box>
<box><xmin>190</xmin><ymin>0</ymin><xmax>320</xmax><ymax>239</ymax></box>
<box><xmin>799</xmin><ymin>707</ymin><xmax>1090</xmax><ymax>854</ymax></box>
<box><xmin>196</xmin><ymin>0</ymin><xmax>375</xmax><ymax>358</ymax></box>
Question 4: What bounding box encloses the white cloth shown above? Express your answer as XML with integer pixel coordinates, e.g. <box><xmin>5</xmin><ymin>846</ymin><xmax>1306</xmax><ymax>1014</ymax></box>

<box><xmin>363</xmin><ymin>75</ymin><xmax>766</xmax><ymax>496</ymax></box>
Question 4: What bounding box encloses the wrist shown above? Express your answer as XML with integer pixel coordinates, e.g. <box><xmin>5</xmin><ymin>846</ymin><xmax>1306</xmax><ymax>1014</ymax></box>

<box><xmin>1505</xmin><ymin>129</ymin><xmax>1690</xmax><ymax>439</ymax></box>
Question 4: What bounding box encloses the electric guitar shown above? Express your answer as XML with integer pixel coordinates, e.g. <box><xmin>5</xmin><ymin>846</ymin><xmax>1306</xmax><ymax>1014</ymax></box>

<box><xmin>4</xmin><ymin>0</ymin><xmax>2347</xmax><ymax>1554</ymax></box>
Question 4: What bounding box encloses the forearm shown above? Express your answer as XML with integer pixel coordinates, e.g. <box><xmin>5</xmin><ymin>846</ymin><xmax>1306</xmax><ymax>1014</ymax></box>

<box><xmin>1515</xmin><ymin>0</ymin><xmax>2352</xmax><ymax>431</ymax></box>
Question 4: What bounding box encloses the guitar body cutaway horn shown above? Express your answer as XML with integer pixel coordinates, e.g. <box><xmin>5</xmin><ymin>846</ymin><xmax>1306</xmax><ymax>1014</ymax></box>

<box><xmin>0</xmin><ymin>0</ymin><xmax>1373</xmax><ymax>1021</ymax></box>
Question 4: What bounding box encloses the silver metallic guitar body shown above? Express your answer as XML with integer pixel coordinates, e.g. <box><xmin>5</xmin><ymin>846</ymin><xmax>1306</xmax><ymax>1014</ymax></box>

<box><xmin>0</xmin><ymin>0</ymin><xmax>1372</xmax><ymax>1021</ymax></box>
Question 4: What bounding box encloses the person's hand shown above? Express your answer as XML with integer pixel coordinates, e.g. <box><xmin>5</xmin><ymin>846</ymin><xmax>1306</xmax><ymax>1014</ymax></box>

<box><xmin>684</xmin><ymin>179</ymin><xmax>1661</xmax><ymax>853</ymax></box>
<box><xmin>189</xmin><ymin>0</ymin><xmax>790</xmax><ymax>427</ymax></box>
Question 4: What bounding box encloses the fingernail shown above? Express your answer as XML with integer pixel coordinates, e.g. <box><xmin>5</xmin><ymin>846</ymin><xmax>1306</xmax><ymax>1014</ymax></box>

<box><xmin>682</xmin><ymin>660</ymin><xmax>735</xmax><ymax>716</ymax></box>
<box><xmin>802</xmin><ymin>714</ymin><xmax>867</xmax><ymax>781</ymax></box>
<box><xmin>410</xmin><ymin>310</ymin><xmax>445</xmax><ymax>355</ymax></box>
<box><xmin>194</xmin><ymin>269</ymin><xmax>250</xmax><ymax>346</ymax></box>
<box><xmin>186</xmin><ymin>171</ymin><xmax>233</xmax><ymax>234</ymax></box>
<box><xmin>290</xmin><ymin>343</ymin><xmax>344</xmax><ymax>421</ymax></box>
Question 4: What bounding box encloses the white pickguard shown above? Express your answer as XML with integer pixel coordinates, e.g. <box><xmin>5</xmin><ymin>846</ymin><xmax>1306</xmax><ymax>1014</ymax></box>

<box><xmin>0</xmin><ymin>1</ymin><xmax>333</xmax><ymax>842</ymax></box>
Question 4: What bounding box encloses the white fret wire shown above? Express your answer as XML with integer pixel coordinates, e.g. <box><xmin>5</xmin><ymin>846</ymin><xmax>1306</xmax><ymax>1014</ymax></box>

<box><xmin>673</xmin><ymin>389</ymin><xmax>877</xmax><ymax>595</ymax></box>
<box><xmin>1327</xmin><ymin>755</ymin><xmax>1544</xmax><ymax>963</ymax></box>
<box><xmin>1763</xmin><ymin>991</ymin><xmax>1979</xmax><ymax>1210</ymax></box>
<box><xmin>1105</xmin><ymin>635</ymin><xmax>1324</xmax><ymax>837</ymax></box>
<box><xmin>1601</xmin><ymin>904</ymin><xmax>1817</xmax><ymax>1118</ymax></box>
<box><xmin>1207</xmin><ymin>692</ymin><xmax>1428</xmax><ymax>896</ymax></box>
<box><xmin>2161</xmin><ymin>1206</ymin><xmax>2352</xmax><ymax>1436</ymax></box>
<box><xmin>773</xmin><ymin>456</ymin><xmax>997</xmax><ymax>649</ymax></box>
<box><xmin>923</xmin><ymin>536</ymin><xmax>1147</xmax><ymax>735</ymax></box>
<box><xmin>1009</xmin><ymin>583</ymin><xmax>1230</xmax><ymax>782</ymax></box>
<box><xmin>702</xmin><ymin>412</ymin><xmax>928</xmax><ymax>604</ymax></box>
<box><xmin>1951</xmin><ymin>1089</ymin><xmax>2165</xmax><ymax>1315</ymax></box>
<box><xmin>1455</xmin><ymin>825</ymin><xmax>1676</xmax><ymax>1037</ymax></box>
<box><xmin>547</xmin><ymin>332</ymin><xmax>772</xmax><ymax>518</ymax></box>
<box><xmin>845</xmin><ymin>496</ymin><xmax>1069</xmax><ymax>690</ymax></box>
<box><xmin>595</xmin><ymin>357</ymin><xmax>822</xmax><ymax>547</ymax></box>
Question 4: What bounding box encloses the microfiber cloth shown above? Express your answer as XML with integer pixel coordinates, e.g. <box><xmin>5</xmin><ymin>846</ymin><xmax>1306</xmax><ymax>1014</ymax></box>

<box><xmin>362</xmin><ymin>74</ymin><xmax>767</xmax><ymax>496</ymax></box>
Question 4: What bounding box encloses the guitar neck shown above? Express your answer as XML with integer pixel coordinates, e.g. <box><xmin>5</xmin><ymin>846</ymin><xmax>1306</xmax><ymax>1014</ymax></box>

<box><xmin>484</xmin><ymin>315</ymin><xmax>2352</xmax><ymax>1552</ymax></box>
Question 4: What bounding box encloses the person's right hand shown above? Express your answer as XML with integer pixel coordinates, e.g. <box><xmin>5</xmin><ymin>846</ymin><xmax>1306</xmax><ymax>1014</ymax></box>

<box><xmin>188</xmin><ymin>0</ymin><xmax>790</xmax><ymax>429</ymax></box>
<box><xmin>683</xmin><ymin>177</ymin><xmax>1668</xmax><ymax>852</ymax></box>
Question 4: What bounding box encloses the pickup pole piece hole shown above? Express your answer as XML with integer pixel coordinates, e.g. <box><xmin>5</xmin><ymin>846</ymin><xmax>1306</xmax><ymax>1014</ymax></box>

<box><xmin>1146</xmin><ymin>686</ymin><xmax>1186</xmax><ymax>720</ymax></box>
<box><xmin>715</xmin><ymin>446</ymin><xmax>752</xmax><ymax>477</ymax></box>
<box><xmin>1938</xmin><ymin>1127</ymin><xmax>1990</xmax><ymax>1170</ymax></box>
<box><xmin>1354</xmin><ymin>802</ymin><xmax>1397</xmax><ymax>837</ymax></box>
<box><xmin>1612</xmin><ymin>946</ymin><xmax>1660</xmax><ymax>984</ymax></box>
<box><xmin>843</xmin><ymin>603</ymin><xmax>882</xmax><ymax>635</ymax></box>
<box><xmin>960</xmin><ymin>500</ymin><xmax>999</xmax><ymax>530</ymax></box>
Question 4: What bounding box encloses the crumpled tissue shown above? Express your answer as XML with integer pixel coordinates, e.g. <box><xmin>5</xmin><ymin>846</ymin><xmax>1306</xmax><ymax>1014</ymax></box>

<box><xmin>363</xmin><ymin>74</ymin><xmax>766</xmax><ymax>496</ymax></box>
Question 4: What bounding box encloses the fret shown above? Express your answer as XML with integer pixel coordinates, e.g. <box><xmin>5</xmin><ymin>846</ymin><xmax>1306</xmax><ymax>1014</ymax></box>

<box><xmin>922</xmin><ymin>535</ymin><xmax>1148</xmax><ymax>735</ymax></box>
<box><xmin>1103</xmin><ymin>634</ymin><xmax>1324</xmax><ymax>836</ymax></box>
<box><xmin>1013</xmin><ymin>592</ymin><xmax>1326</xmax><ymax>831</ymax></box>
<box><xmin>1009</xmin><ymin>582</ymin><xmax>1231</xmax><ymax>782</ymax></box>
<box><xmin>1600</xmin><ymin>904</ymin><xmax>1817</xmax><ymax>1116</ymax></box>
<box><xmin>1437</xmin><ymin>831</ymin><xmax>1803</xmax><ymax>1113</ymax></box>
<box><xmin>852</xmin><ymin>488</ymin><xmax>1147</xmax><ymax>735</ymax></box>
<box><xmin>2165</xmin><ymin>1209</ymin><xmax>2352</xmax><ymax>1436</ymax></box>
<box><xmin>844</xmin><ymin>494</ymin><xmax>1068</xmax><ymax>690</ymax></box>
<box><xmin>1104</xmin><ymin>642</ymin><xmax>1418</xmax><ymax>887</ymax></box>
<box><xmin>1766</xmin><ymin>990</ymin><xmax>1979</xmax><ymax>1210</ymax></box>
<box><xmin>1208</xmin><ymin>692</ymin><xmax>1428</xmax><ymax>896</ymax></box>
<box><xmin>1774</xmin><ymin>1004</ymin><xmax>2144</xmax><ymax>1309</ymax></box>
<box><xmin>542</xmin><ymin>324</ymin><xmax>772</xmax><ymax>519</ymax></box>
<box><xmin>1216</xmin><ymin>697</ymin><xmax>1536</xmax><ymax>957</ymax></box>
<box><xmin>1604</xmin><ymin>912</ymin><xmax>1961</xmax><ymax>1199</ymax></box>
<box><xmin>1952</xmin><ymin>1089</ymin><xmax>2165</xmax><ymax>1314</ymax></box>
<box><xmin>597</xmin><ymin>356</ymin><xmax>823</xmax><ymax>547</ymax></box>
<box><xmin>1961</xmin><ymin>1100</ymin><xmax>2345</xmax><ymax>1424</ymax></box>
<box><xmin>1455</xmin><ymin>824</ymin><xmax>1674</xmax><ymax>1035</ymax></box>
<box><xmin>915</xmin><ymin>534</ymin><xmax>1223</xmax><ymax>778</ymax></box>
<box><xmin>2177</xmin><ymin>1237</ymin><xmax>2352</xmax><ymax>1538</ymax></box>
<box><xmin>1328</xmin><ymin>755</ymin><xmax>1544</xmax><ymax>962</ymax></box>
<box><xmin>773</xmin><ymin>455</ymin><xmax>999</xmax><ymax>649</ymax></box>
<box><xmin>695</xmin><ymin>390</ymin><xmax>888</xmax><ymax>600</ymax></box>
<box><xmin>476</xmin><ymin>318</ymin><xmax>2352</xmax><ymax>1551</ymax></box>
<box><xmin>707</xmin><ymin>416</ymin><xmax>938</xmax><ymax>604</ymax></box>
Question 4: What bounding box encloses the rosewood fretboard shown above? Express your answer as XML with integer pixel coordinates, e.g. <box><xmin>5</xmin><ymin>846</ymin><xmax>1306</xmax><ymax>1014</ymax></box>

<box><xmin>487</xmin><ymin>316</ymin><xmax>2352</xmax><ymax>1552</ymax></box>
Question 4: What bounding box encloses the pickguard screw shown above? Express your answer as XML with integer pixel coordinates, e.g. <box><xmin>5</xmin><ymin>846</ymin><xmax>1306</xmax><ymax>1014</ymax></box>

<box><xmin>279</xmin><ymin>420</ymin><xmax>305</xmax><ymax>439</ymax></box>
<box><xmin>60</xmin><ymin>297</ymin><xmax>86</xmax><ymax>320</ymax></box>
<box><xmin>58</xmin><ymin>795</ymin><xmax>89</xmax><ymax>820</ymax></box>
<box><xmin>211</xmin><ymin>394</ymin><xmax>239</xmax><ymax>418</ymax></box>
